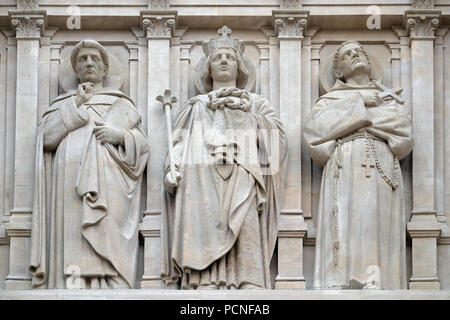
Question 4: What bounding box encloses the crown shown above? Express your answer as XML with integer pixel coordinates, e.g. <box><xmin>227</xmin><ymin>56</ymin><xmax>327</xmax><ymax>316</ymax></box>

<box><xmin>202</xmin><ymin>26</ymin><xmax>245</xmax><ymax>58</ymax></box>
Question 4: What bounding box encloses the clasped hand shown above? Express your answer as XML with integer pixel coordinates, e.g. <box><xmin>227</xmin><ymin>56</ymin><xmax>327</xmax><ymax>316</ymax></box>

<box><xmin>93</xmin><ymin>120</ymin><xmax>125</xmax><ymax>146</ymax></box>
<box><xmin>164</xmin><ymin>170</ymin><xmax>181</xmax><ymax>194</ymax></box>
<box><xmin>209</xmin><ymin>96</ymin><xmax>244</xmax><ymax>110</ymax></box>
<box><xmin>362</xmin><ymin>92</ymin><xmax>383</xmax><ymax>108</ymax></box>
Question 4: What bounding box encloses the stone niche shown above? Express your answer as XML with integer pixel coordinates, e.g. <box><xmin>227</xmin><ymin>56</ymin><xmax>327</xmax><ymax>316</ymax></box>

<box><xmin>0</xmin><ymin>0</ymin><xmax>449</xmax><ymax>298</ymax></box>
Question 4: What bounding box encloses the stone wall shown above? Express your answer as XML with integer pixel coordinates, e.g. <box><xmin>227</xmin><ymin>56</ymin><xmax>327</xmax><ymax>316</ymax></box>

<box><xmin>0</xmin><ymin>0</ymin><xmax>449</xmax><ymax>291</ymax></box>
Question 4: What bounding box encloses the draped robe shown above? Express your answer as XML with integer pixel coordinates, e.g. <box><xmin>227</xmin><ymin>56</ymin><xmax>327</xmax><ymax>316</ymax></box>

<box><xmin>304</xmin><ymin>80</ymin><xmax>413</xmax><ymax>289</ymax></box>
<box><xmin>29</xmin><ymin>88</ymin><xmax>149</xmax><ymax>289</ymax></box>
<box><xmin>161</xmin><ymin>90</ymin><xmax>287</xmax><ymax>289</ymax></box>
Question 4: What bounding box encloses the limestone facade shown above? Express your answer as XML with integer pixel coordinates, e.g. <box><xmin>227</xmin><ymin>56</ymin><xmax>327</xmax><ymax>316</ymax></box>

<box><xmin>0</xmin><ymin>0</ymin><xmax>450</xmax><ymax>292</ymax></box>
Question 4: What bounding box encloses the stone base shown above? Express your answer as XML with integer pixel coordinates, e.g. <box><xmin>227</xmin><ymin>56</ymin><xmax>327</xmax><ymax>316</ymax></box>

<box><xmin>275</xmin><ymin>277</ymin><xmax>306</xmax><ymax>289</ymax></box>
<box><xmin>4</xmin><ymin>279</ymin><xmax>31</xmax><ymax>290</ymax></box>
<box><xmin>409</xmin><ymin>278</ymin><xmax>441</xmax><ymax>290</ymax></box>
<box><xmin>1</xmin><ymin>290</ymin><xmax>450</xmax><ymax>300</ymax></box>
<box><xmin>140</xmin><ymin>278</ymin><xmax>164</xmax><ymax>289</ymax></box>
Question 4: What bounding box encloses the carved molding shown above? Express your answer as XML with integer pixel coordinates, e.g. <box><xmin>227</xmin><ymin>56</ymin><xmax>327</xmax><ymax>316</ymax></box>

<box><xmin>17</xmin><ymin>0</ymin><xmax>39</xmax><ymax>10</ymax></box>
<box><xmin>273</xmin><ymin>10</ymin><xmax>309</xmax><ymax>38</ymax></box>
<box><xmin>141</xmin><ymin>11</ymin><xmax>177</xmax><ymax>39</ymax></box>
<box><xmin>9</xmin><ymin>12</ymin><xmax>46</xmax><ymax>39</ymax></box>
<box><xmin>412</xmin><ymin>0</ymin><xmax>434</xmax><ymax>9</ymax></box>
<box><xmin>404</xmin><ymin>10</ymin><xmax>441</xmax><ymax>38</ymax></box>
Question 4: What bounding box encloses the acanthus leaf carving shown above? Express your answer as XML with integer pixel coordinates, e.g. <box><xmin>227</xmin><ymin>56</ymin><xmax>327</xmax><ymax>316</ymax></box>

<box><xmin>11</xmin><ymin>16</ymin><xmax>44</xmax><ymax>39</ymax></box>
<box><xmin>143</xmin><ymin>16</ymin><xmax>175</xmax><ymax>38</ymax></box>
<box><xmin>406</xmin><ymin>15</ymin><xmax>440</xmax><ymax>37</ymax></box>
<box><xmin>274</xmin><ymin>16</ymin><xmax>307</xmax><ymax>38</ymax></box>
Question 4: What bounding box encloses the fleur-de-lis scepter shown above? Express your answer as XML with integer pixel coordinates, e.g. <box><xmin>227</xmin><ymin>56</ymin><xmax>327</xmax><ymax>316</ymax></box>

<box><xmin>156</xmin><ymin>89</ymin><xmax>177</xmax><ymax>182</ymax></box>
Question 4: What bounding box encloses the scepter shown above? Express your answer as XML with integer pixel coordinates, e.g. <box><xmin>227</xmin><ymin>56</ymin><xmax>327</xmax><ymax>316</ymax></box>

<box><xmin>156</xmin><ymin>89</ymin><xmax>178</xmax><ymax>182</ymax></box>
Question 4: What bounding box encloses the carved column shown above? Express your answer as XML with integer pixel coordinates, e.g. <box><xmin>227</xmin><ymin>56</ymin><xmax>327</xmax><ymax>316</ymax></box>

<box><xmin>127</xmin><ymin>44</ymin><xmax>139</xmax><ymax>105</ymax></box>
<box><xmin>179</xmin><ymin>42</ymin><xmax>192</xmax><ymax>105</ymax></box>
<box><xmin>434</xmin><ymin>28</ymin><xmax>448</xmax><ymax>227</ymax></box>
<box><xmin>310</xmin><ymin>42</ymin><xmax>323</xmax><ymax>239</ymax></box>
<box><xmin>257</xmin><ymin>44</ymin><xmax>270</xmax><ymax>100</ymax></box>
<box><xmin>5</xmin><ymin>10</ymin><xmax>46</xmax><ymax>290</ymax></box>
<box><xmin>139</xmin><ymin>10</ymin><xmax>177</xmax><ymax>289</ymax></box>
<box><xmin>273</xmin><ymin>10</ymin><xmax>309</xmax><ymax>289</ymax></box>
<box><xmin>49</xmin><ymin>44</ymin><xmax>61</xmax><ymax>102</ymax></box>
<box><xmin>404</xmin><ymin>10</ymin><xmax>442</xmax><ymax>290</ymax></box>
<box><xmin>386</xmin><ymin>42</ymin><xmax>401</xmax><ymax>89</ymax></box>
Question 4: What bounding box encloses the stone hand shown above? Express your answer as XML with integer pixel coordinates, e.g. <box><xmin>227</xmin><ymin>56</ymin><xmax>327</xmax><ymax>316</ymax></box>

<box><xmin>93</xmin><ymin>120</ymin><xmax>125</xmax><ymax>145</ymax></box>
<box><xmin>75</xmin><ymin>82</ymin><xmax>94</xmax><ymax>107</ymax></box>
<box><xmin>164</xmin><ymin>170</ymin><xmax>181</xmax><ymax>194</ymax></box>
<box><xmin>362</xmin><ymin>93</ymin><xmax>383</xmax><ymax>108</ymax></box>
<box><xmin>209</xmin><ymin>96</ymin><xmax>248</xmax><ymax>111</ymax></box>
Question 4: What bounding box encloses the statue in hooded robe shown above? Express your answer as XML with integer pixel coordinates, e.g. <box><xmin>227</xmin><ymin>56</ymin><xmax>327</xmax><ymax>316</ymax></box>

<box><xmin>304</xmin><ymin>41</ymin><xmax>413</xmax><ymax>289</ymax></box>
<box><xmin>29</xmin><ymin>40</ymin><xmax>149</xmax><ymax>289</ymax></box>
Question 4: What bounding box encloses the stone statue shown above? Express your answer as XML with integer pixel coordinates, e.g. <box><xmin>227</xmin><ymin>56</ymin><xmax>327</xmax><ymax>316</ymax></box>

<box><xmin>304</xmin><ymin>41</ymin><xmax>413</xmax><ymax>289</ymax></box>
<box><xmin>29</xmin><ymin>40</ymin><xmax>149</xmax><ymax>289</ymax></box>
<box><xmin>160</xmin><ymin>26</ymin><xmax>288</xmax><ymax>290</ymax></box>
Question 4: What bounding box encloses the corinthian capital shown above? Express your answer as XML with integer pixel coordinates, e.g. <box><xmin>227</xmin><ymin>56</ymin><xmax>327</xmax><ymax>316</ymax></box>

<box><xmin>404</xmin><ymin>10</ymin><xmax>440</xmax><ymax>38</ymax></box>
<box><xmin>141</xmin><ymin>11</ymin><xmax>177</xmax><ymax>39</ymax></box>
<box><xmin>273</xmin><ymin>10</ymin><xmax>309</xmax><ymax>38</ymax></box>
<box><xmin>9</xmin><ymin>11</ymin><xmax>46</xmax><ymax>39</ymax></box>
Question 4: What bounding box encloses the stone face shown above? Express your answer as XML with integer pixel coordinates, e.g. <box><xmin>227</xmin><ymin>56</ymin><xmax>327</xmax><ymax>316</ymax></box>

<box><xmin>0</xmin><ymin>1</ymin><xmax>450</xmax><ymax>297</ymax></box>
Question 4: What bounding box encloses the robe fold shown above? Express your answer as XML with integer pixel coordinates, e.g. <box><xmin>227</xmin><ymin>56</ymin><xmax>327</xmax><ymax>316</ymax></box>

<box><xmin>304</xmin><ymin>80</ymin><xmax>413</xmax><ymax>289</ymax></box>
<box><xmin>161</xmin><ymin>91</ymin><xmax>287</xmax><ymax>289</ymax></box>
<box><xmin>30</xmin><ymin>88</ymin><xmax>149</xmax><ymax>289</ymax></box>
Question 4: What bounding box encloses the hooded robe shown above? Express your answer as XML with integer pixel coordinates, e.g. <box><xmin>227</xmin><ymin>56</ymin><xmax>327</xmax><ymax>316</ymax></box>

<box><xmin>304</xmin><ymin>80</ymin><xmax>413</xmax><ymax>289</ymax></box>
<box><xmin>161</xmin><ymin>89</ymin><xmax>287</xmax><ymax>289</ymax></box>
<box><xmin>29</xmin><ymin>88</ymin><xmax>149</xmax><ymax>289</ymax></box>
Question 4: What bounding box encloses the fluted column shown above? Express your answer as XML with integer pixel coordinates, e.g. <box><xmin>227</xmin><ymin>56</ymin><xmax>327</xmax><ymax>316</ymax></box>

<box><xmin>139</xmin><ymin>10</ymin><xmax>177</xmax><ymax>289</ymax></box>
<box><xmin>273</xmin><ymin>9</ymin><xmax>309</xmax><ymax>289</ymax></box>
<box><xmin>5</xmin><ymin>10</ymin><xmax>46</xmax><ymax>290</ymax></box>
<box><xmin>404</xmin><ymin>10</ymin><xmax>442</xmax><ymax>290</ymax></box>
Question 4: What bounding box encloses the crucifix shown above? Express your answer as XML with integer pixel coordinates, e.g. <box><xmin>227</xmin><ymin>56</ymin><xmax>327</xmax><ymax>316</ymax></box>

<box><xmin>362</xmin><ymin>156</ymin><xmax>375</xmax><ymax>178</ymax></box>
<box><xmin>374</xmin><ymin>80</ymin><xmax>404</xmax><ymax>104</ymax></box>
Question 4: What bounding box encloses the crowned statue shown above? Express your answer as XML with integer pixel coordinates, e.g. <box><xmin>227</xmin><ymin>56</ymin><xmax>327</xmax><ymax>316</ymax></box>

<box><xmin>161</xmin><ymin>26</ymin><xmax>288</xmax><ymax>289</ymax></box>
<box><xmin>304</xmin><ymin>41</ymin><xmax>413</xmax><ymax>289</ymax></box>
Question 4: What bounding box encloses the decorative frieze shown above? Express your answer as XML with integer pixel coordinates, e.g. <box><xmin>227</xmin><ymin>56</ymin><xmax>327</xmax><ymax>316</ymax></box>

<box><xmin>17</xmin><ymin>0</ymin><xmax>39</xmax><ymax>10</ymax></box>
<box><xmin>412</xmin><ymin>0</ymin><xmax>434</xmax><ymax>9</ymax></box>
<box><xmin>149</xmin><ymin>0</ymin><xmax>168</xmax><ymax>10</ymax></box>
<box><xmin>282</xmin><ymin>0</ymin><xmax>301</xmax><ymax>9</ymax></box>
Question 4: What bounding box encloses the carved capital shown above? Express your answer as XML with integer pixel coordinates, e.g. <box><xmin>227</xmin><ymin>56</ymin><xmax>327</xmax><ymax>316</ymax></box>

<box><xmin>273</xmin><ymin>10</ymin><xmax>309</xmax><ymax>39</ymax></box>
<box><xmin>404</xmin><ymin>10</ymin><xmax>441</xmax><ymax>38</ymax></box>
<box><xmin>141</xmin><ymin>11</ymin><xmax>177</xmax><ymax>39</ymax></box>
<box><xmin>9</xmin><ymin>11</ymin><xmax>46</xmax><ymax>39</ymax></box>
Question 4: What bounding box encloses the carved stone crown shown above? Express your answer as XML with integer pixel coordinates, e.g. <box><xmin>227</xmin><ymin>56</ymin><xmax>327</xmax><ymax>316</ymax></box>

<box><xmin>202</xmin><ymin>26</ymin><xmax>245</xmax><ymax>58</ymax></box>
